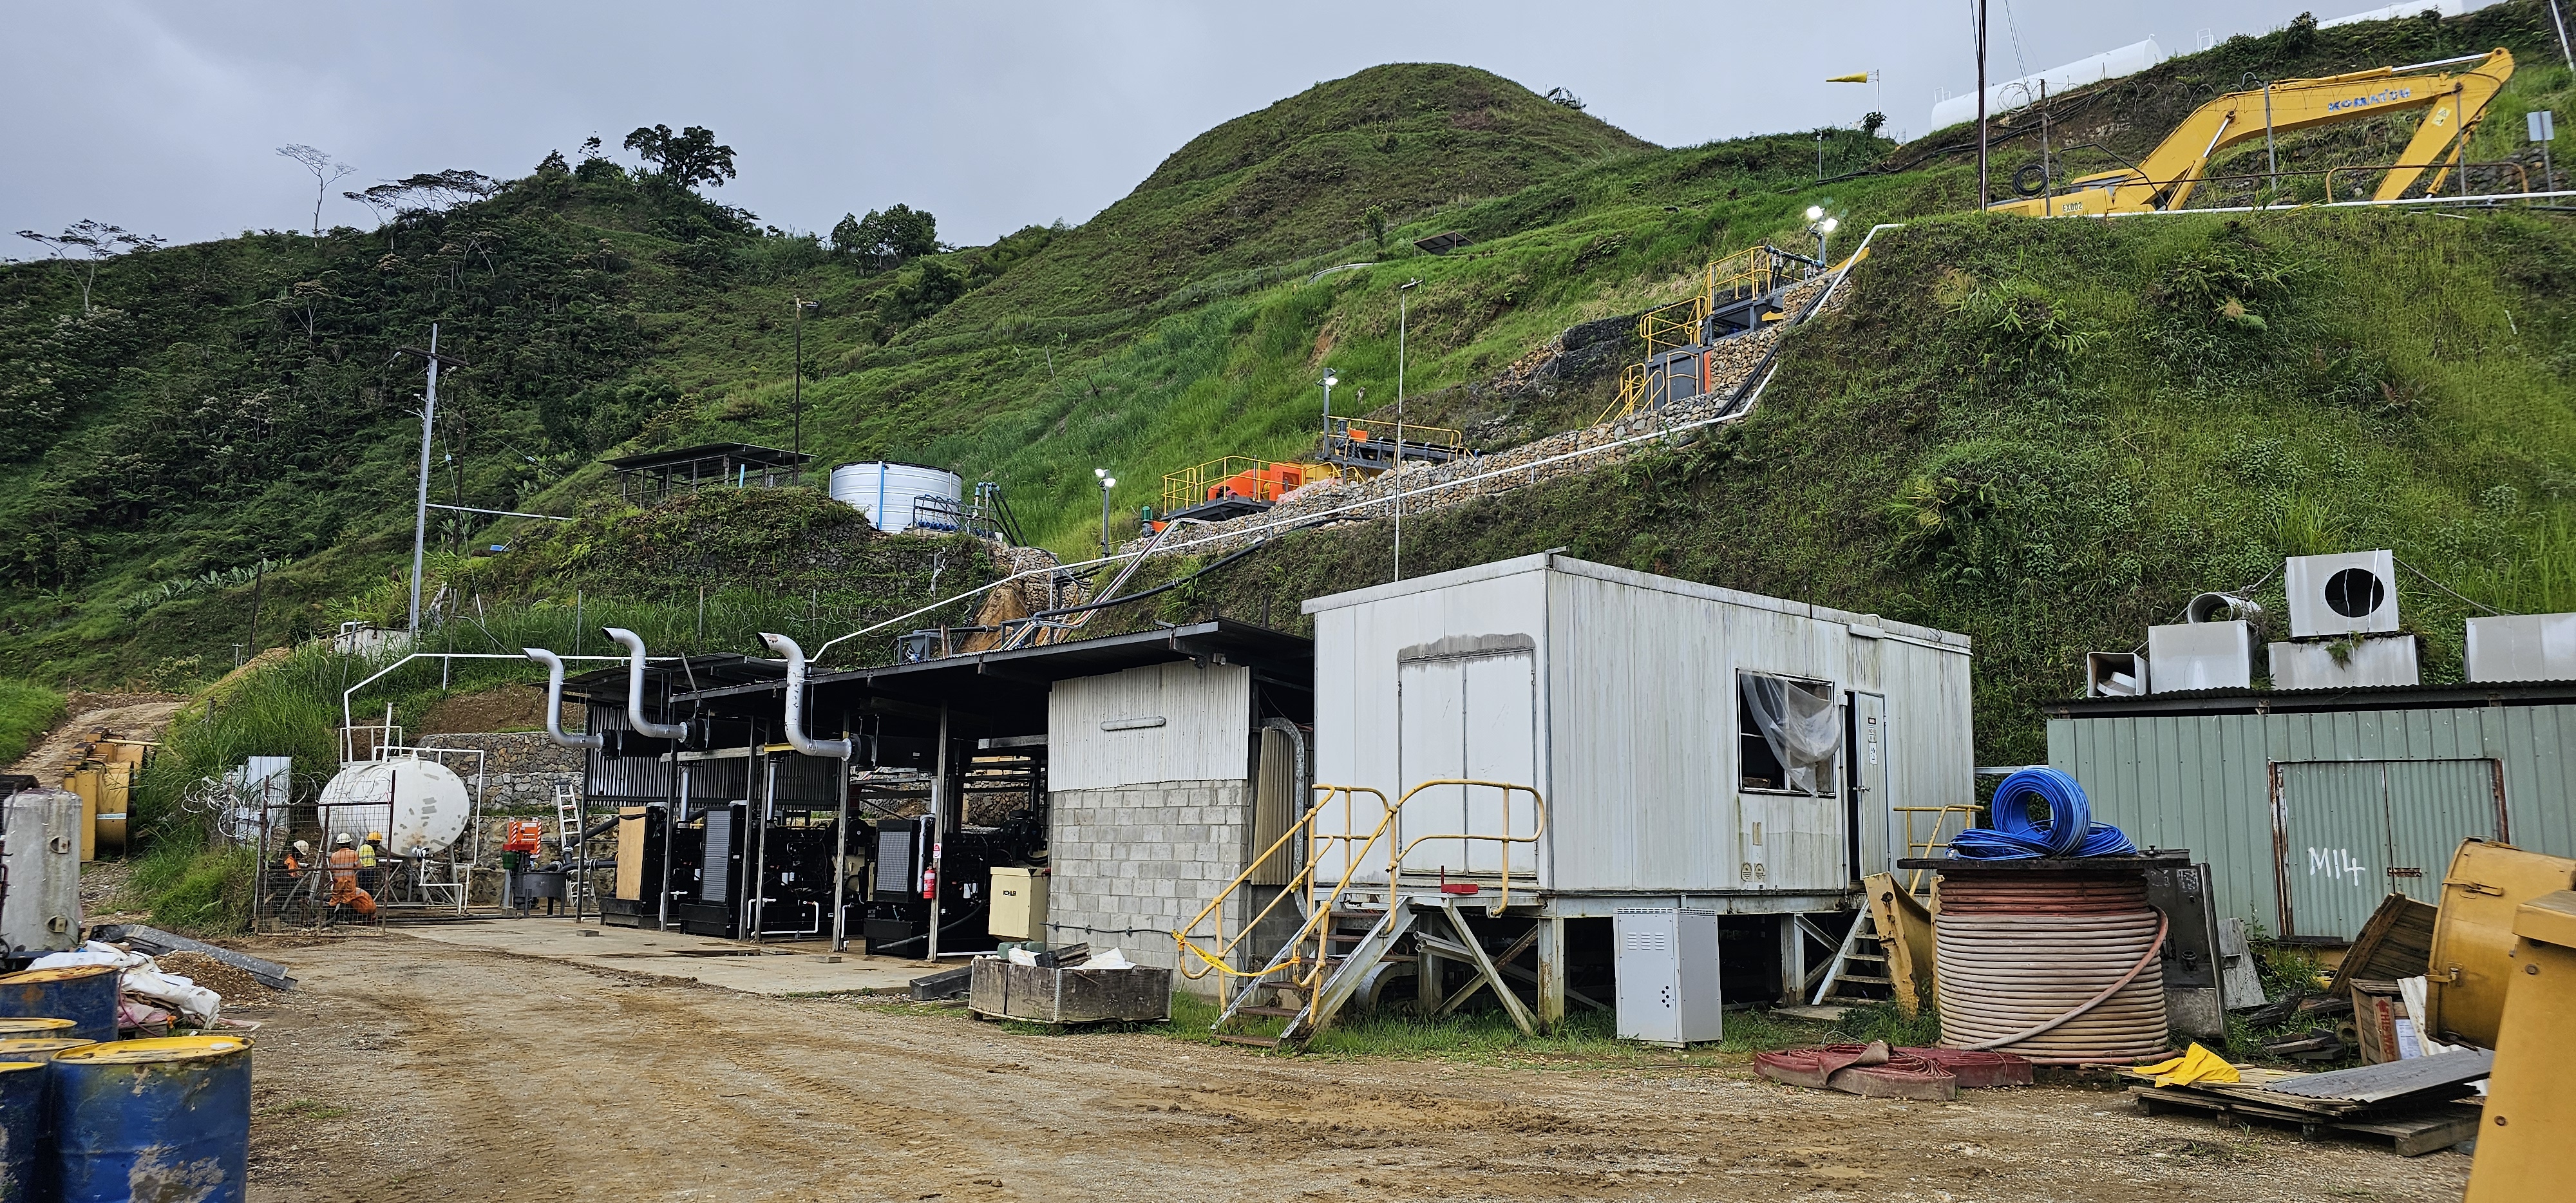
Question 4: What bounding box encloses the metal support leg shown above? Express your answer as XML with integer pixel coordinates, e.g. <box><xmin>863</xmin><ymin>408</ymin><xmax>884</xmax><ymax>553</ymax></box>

<box><xmin>1535</xmin><ymin>915</ymin><xmax>1566</xmax><ymax>1032</ymax></box>
<box><xmin>1779</xmin><ymin>913</ymin><xmax>1806</xmax><ymax>1006</ymax></box>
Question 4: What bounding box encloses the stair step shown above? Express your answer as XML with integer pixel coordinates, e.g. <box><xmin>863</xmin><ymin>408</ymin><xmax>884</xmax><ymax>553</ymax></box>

<box><xmin>1835</xmin><ymin>973</ymin><xmax>1895</xmax><ymax>985</ymax></box>
<box><xmin>1215</xmin><ymin>1034</ymin><xmax>1282</xmax><ymax>1049</ymax></box>
<box><xmin>1841</xmin><ymin>952</ymin><xmax>1887</xmax><ymax>963</ymax></box>
<box><xmin>1234</xmin><ymin>1005</ymin><xmax>1302</xmax><ymax>1018</ymax></box>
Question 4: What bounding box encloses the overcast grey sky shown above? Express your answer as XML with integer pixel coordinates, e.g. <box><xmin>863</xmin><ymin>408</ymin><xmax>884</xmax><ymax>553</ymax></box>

<box><xmin>1</xmin><ymin>1</ymin><xmax>2489</xmax><ymax>251</ymax></box>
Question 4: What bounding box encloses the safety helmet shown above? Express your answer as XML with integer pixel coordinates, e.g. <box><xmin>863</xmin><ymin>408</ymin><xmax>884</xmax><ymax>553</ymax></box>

<box><xmin>292</xmin><ymin>839</ymin><xmax>312</xmax><ymax>856</ymax></box>
<box><xmin>367</xmin><ymin>831</ymin><xmax>384</xmax><ymax>842</ymax></box>
<box><xmin>335</xmin><ymin>833</ymin><xmax>354</xmax><ymax>846</ymax></box>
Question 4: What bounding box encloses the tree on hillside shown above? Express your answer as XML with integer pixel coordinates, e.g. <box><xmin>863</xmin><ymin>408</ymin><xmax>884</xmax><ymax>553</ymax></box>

<box><xmin>623</xmin><ymin>124</ymin><xmax>737</xmax><ymax>191</ymax></box>
<box><xmin>831</xmin><ymin>204</ymin><xmax>940</xmax><ymax>268</ymax></box>
<box><xmin>276</xmin><ymin>144</ymin><xmax>355</xmax><ymax>236</ymax></box>
<box><xmin>1365</xmin><ymin>205</ymin><xmax>1388</xmax><ymax>249</ymax></box>
<box><xmin>343</xmin><ymin>169</ymin><xmax>500</xmax><ymax>220</ymax></box>
<box><xmin>14</xmin><ymin>220</ymin><xmax>165</xmax><ymax>314</ymax></box>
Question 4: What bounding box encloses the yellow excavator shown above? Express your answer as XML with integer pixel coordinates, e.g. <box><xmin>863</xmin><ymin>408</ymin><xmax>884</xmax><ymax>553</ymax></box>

<box><xmin>1989</xmin><ymin>48</ymin><xmax>2515</xmax><ymax>216</ymax></box>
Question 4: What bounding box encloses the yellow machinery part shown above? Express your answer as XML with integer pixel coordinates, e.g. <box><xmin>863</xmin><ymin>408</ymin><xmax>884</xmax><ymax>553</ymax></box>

<box><xmin>61</xmin><ymin>765</ymin><xmax>100</xmax><ymax>862</ymax></box>
<box><xmin>1862</xmin><ymin>871</ymin><xmax>1935</xmax><ymax>1016</ymax></box>
<box><xmin>1989</xmin><ymin>48</ymin><xmax>2514</xmax><ymax>216</ymax></box>
<box><xmin>2464</xmin><ymin>890</ymin><xmax>2576</xmax><ymax>1202</ymax></box>
<box><xmin>614</xmin><ymin>807</ymin><xmax>649</xmax><ymax>901</ymax></box>
<box><xmin>2425</xmin><ymin>839</ymin><xmax>2576</xmax><ymax>1047</ymax></box>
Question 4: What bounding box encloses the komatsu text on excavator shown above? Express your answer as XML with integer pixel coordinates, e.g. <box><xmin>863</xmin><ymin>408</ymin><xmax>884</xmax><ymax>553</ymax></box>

<box><xmin>1989</xmin><ymin>48</ymin><xmax>2515</xmax><ymax>216</ymax></box>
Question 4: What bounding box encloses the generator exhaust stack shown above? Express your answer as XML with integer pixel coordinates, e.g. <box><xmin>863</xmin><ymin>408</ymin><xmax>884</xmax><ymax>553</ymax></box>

<box><xmin>603</xmin><ymin>627</ymin><xmax>689</xmax><ymax>739</ymax></box>
<box><xmin>522</xmin><ymin>647</ymin><xmax>605</xmax><ymax>750</ymax></box>
<box><xmin>759</xmin><ymin>632</ymin><xmax>853</xmax><ymax>759</ymax></box>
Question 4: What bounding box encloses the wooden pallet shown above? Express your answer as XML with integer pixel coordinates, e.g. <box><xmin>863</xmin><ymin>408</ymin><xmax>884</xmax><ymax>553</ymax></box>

<box><xmin>2128</xmin><ymin>1088</ymin><xmax>2481</xmax><ymax>1156</ymax></box>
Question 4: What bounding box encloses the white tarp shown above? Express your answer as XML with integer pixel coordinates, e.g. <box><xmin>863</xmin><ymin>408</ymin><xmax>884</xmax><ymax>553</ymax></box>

<box><xmin>1931</xmin><ymin>39</ymin><xmax>2165</xmax><ymax>133</ymax></box>
<box><xmin>1740</xmin><ymin>676</ymin><xmax>1842</xmax><ymax>797</ymax></box>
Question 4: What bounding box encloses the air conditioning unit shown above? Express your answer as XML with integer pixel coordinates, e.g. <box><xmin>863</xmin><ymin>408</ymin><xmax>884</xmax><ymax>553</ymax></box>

<box><xmin>2465</xmin><ymin>614</ymin><xmax>2576</xmax><ymax>683</ymax></box>
<box><xmin>2086</xmin><ymin>651</ymin><xmax>2148</xmax><ymax>697</ymax></box>
<box><xmin>2284</xmin><ymin>551</ymin><xmax>2400</xmax><ymax>639</ymax></box>
<box><xmin>2148</xmin><ymin>622</ymin><xmax>2253</xmax><ymax>693</ymax></box>
<box><xmin>2269</xmin><ymin>636</ymin><xmax>2421</xmax><ymax>690</ymax></box>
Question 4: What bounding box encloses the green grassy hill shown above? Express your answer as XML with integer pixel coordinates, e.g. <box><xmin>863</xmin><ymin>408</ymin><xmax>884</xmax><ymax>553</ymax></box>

<box><xmin>4</xmin><ymin>2</ymin><xmax>2573</xmax><ymax>777</ymax></box>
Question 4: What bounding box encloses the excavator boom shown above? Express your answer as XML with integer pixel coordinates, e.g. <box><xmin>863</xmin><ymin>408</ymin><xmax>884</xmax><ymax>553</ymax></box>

<box><xmin>1990</xmin><ymin>48</ymin><xmax>2514</xmax><ymax>216</ymax></box>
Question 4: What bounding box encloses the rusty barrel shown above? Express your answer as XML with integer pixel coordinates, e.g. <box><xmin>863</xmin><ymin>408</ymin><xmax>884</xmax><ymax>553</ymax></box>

<box><xmin>0</xmin><ymin>964</ymin><xmax>121</xmax><ymax>1043</ymax></box>
<box><xmin>1</xmin><ymin>1061</ymin><xmax>44</xmax><ymax>1202</ymax></box>
<box><xmin>0</xmin><ymin>1016</ymin><xmax>80</xmax><ymax>1041</ymax></box>
<box><xmin>48</xmin><ymin>1036</ymin><xmax>252</xmax><ymax>1203</ymax></box>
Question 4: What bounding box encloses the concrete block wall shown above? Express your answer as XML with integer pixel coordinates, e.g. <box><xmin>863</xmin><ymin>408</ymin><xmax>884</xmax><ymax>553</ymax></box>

<box><xmin>1047</xmin><ymin>778</ymin><xmax>1256</xmax><ymax>996</ymax></box>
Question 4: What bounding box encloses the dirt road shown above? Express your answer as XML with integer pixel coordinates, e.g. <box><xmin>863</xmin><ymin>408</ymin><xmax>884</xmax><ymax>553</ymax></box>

<box><xmin>235</xmin><ymin>936</ymin><xmax>2469</xmax><ymax>1203</ymax></box>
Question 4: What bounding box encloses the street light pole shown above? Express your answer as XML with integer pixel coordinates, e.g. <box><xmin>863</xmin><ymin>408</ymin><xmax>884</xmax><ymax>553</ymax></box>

<box><xmin>1096</xmin><ymin>468</ymin><xmax>1117</xmax><ymax>558</ymax></box>
<box><xmin>1396</xmin><ymin>279</ymin><xmax>1419</xmax><ymax>582</ymax></box>
<box><xmin>1975</xmin><ymin>0</ymin><xmax>1990</xmax><ymax>210</ymax></box>
<box><xmin>1320</xmin><ymin>371</ymin><xmax>1338</xmax><ymax>437</ymax></box>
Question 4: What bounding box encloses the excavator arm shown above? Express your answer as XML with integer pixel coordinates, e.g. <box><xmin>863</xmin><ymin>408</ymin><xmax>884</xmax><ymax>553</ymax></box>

<box><xmin>1991</xmin><ymin>48</ymin><xmax>2514</xmax><ymax>216</ymax></box>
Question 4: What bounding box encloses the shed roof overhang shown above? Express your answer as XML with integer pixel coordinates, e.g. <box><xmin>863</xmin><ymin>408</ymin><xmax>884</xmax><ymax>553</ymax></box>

<box><xmin>2047</xmin><ymin>680</ymin><xmax>2576</xmax><ymax>719</ymax></box>
<box><xmin>670</xmin><ymin>618</ymin><xmax>1314</xmax><ymax>742</ymax></box>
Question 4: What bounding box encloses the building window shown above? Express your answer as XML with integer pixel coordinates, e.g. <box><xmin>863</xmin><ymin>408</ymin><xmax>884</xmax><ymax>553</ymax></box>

<box><xmin>1739</xmin><ymin>671</ymin><xmax>1841</xmax><ymax>796</ymax></box>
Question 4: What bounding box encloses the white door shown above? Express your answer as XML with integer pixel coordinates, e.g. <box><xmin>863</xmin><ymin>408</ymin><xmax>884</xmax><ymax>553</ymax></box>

<box><xmin>1851</xmin><ymin>692</ymin><xmax>1891</xmax><ymax>879</ymax></box>
<box><xmin>1397</xmin><ymin>649</ymin><xmax>1539</xmax><ymax>877</ymax></box>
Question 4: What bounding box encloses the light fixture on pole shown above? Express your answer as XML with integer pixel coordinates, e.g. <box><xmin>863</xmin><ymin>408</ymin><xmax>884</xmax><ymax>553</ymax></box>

<box><xmin>1395</xmin><ymin>278</ymin><xmax>1419</xmax><ymax>583</ymax></box>
<box><xmin>1096</xmin><ymin>468</ymin><xmax>1117</xmax><ymax>558</ymax></box>
<box><xmin>1804</xmin><ymin>207</ymin><xmax>1841</xmax><ymax>265</ymax></box>
<box><xmin>1320</xmin><ymin>370</ymin><xmax>1338</xmax><ymax>435</ymax></box>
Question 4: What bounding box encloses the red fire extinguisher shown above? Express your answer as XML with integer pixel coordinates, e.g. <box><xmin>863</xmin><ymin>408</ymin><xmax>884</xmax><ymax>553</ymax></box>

<box><xmin>922</xmin><ymin>841</ymin><xmax>941</xmax><ymax>900</ymax></box>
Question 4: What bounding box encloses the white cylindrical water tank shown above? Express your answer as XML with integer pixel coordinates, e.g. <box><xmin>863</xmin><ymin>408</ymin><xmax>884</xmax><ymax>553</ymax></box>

<box><xmin>829</xmin><ymin>461</ymin><xmax>964</xmax><ymax>532</ymax></box>
<box><xmin>318</xmin><ymin>756</ymin><xmax>473</xmax><ymax>859</ymax></box>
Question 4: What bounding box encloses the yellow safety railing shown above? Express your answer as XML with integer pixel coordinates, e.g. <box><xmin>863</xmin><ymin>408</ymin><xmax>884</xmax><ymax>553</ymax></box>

<box><xmin>1172</xmin><ymin>779</ymin><xmax>1546</xmax><ymax>1002</ymax></box>
<box><xmin>1638</xmin><ymin>294</ymin><xmax>1709</xmax><ymax>359</ymax></box>
<box><xmin>1895</xmin><ymin>803</ymin><xmax>1982</xmax><ymax>897</ymax></box>
<box><xmin>1160</xmin><ymin>455</ymin><xmax>1269</xmax><ymax>516</ymax></box>
<box><xmin>1596</xmin><ymin>362</ymin><xmax>1651</xmax><ymax>425</ymax></box>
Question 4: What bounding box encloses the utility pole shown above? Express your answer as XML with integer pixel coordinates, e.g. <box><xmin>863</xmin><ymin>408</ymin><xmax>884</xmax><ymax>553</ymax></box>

<box><xmin>409</xmin><ymin>325</ymin><xmax>439</xmax><ymax>634</ymax></box>
<box><xmin>791</xmin><ymin>298</ymin><xmax>817</xmax><ymax>482</ymax></box>
<box><xmin>1975</xmin><ymin>0</ymin><xmax>1990</xmax><ymax>211</ymax></box>
<box><xmin>2552</xmin><ymin>0</ymin><xmax>2575</xmax><ymax>75</ymax></box>
<box><xmin>1395</xmin><ymin>279</ymin><xmax>1419</xmax><ymax>582</ymax></box>
<box><xmin>396</xmin><ymin>327</ymin><xmax>469</xmax><ymax>636</ymax></box>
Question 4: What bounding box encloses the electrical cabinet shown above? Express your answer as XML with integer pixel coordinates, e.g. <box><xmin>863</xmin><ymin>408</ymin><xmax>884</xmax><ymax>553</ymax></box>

<box><xmin>1615</xmin><ymin>908</ymin><xmax>1723</xmax><ymax>1047</ymax></box>
<box><xmin>989</xmin><ymin>866</ymin><xmax>1048</xmax><ymax>941</ymax></box>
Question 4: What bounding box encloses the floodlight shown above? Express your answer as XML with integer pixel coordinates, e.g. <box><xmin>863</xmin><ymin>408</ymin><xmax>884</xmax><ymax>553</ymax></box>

<box><xmin>1806</xmin><ymin>205</ymin><xmax>1825</xmax><ymax>221</ymax></box>
<box><xmin>1103</xmin><ymin>477</ymin><xmax>1116</xmax><ymax>489</ymax></box>
<box><xmin>1095</xmin><ymin>467</ymin><xmax>1107</xmax><ymax>478</ymax></box>
<box><xmin>1819</xmin><ymin>217</ymin><xmax>1841</xmax><ymax>234</ymax></box>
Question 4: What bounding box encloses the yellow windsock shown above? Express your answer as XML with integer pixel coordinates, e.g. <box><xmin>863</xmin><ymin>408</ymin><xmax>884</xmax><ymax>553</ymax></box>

<box><xmin>1827</xmin><ymin>72</ymin><xmax>1871</xmax><ymax>83</ymax></box>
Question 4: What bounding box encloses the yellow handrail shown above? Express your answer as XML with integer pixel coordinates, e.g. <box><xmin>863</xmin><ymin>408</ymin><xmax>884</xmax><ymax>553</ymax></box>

<box><xmin>1170</xmin><ymin>779</ymin><xmax>1546</xmax><ymax>1003</ymax></box>
<box><xmin>1596</xmin><ymin>363</ymin><xmax>1649</xmax><ymax>425</ymax></box>
<box><xmin>1893</xmin><ymin>802</ymin><xmax>1982</xmax><ymax>896</ymax></box>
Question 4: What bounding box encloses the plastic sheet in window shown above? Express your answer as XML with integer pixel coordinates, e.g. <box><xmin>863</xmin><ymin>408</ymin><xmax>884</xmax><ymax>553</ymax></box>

<box><xmin>1742</xmin><ymin>674</ymin><xmax>1841</xmax><ymax>795</ymax></box>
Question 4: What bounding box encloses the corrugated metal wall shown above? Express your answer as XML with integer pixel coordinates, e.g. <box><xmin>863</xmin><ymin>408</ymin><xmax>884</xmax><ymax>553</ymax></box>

<box><xmin>2048</xmin><ymin>704</ymin><xmax>2576</xmax><ymax>937</ymax></box>
<box><xmin>1046</xmin><ymin>661</ymin><xmax>1253</xmax><ymax>791</ymax></box>
<box><xmin>1305</xmin><ymin>553</ymin><xmax>1977</xmax><ymax>898</ymax></box>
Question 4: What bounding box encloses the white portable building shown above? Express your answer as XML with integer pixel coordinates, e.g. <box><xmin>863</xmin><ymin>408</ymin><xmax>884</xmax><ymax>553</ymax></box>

<box><xmin>1303</xmin><ymin>553</ymin><xmax>1975</xmax><ymax>916</ymax></box>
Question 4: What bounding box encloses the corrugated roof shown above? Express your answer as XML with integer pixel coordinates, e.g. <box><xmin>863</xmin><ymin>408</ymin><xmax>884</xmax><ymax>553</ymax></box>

<box><xmin>2050</xmin><ymin>679</ymin><xmax>2576</xmax><ymax>718</ymax></box>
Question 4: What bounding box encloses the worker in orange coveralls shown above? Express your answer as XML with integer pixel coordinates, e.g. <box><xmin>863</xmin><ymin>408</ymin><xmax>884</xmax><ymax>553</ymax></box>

<box><xmin>327</xmin><ymin>833</ymin><xmax>378</xmax><ymax>917</ymax></box>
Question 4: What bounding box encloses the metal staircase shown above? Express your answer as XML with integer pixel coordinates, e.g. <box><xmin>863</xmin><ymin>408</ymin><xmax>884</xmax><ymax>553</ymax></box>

<box><xmin>1175</xmin><ymin>779</ymin><xmax>1548</xmax><ymax>1049</ymax></box>
<box><xmin>1213</xmin><ymin>904</ymin><xmax>1420</xmax><ymax>1048</ymax></box>
<box><xmin>1809</xmin><ymin>909</ymin><xmax>1895</xmax><ymax>1007</ymax></box>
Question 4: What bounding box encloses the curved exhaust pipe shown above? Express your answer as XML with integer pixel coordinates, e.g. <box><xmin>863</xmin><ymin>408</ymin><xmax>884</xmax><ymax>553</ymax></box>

<box><xmin>603</xmin><ymin>627</ymin><xmax>689</xmax><ymax>739</ymax></box>
<box><xmin>522</xmin><ymin>647</ymin><xmax>605</xmax><ymax>750</ymax></box>
<box><xmin>759</xmin><ymin>632</ymin><xmax>853</xmax><ymax>759</ymax></box>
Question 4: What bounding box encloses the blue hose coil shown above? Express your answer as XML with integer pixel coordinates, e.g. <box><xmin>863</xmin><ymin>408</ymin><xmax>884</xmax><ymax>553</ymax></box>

<box><xmin>1949</xmin><ymin>767</ymin><xmax>2137</xmax><ymax>860</ymax></box>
